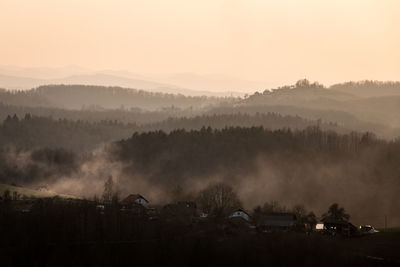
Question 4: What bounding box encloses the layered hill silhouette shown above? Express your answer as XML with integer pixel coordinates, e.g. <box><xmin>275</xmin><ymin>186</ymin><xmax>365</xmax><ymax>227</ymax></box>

<box><xmin>0</xmin><ymin>80</ymin><xmax>399</xmax><ymax>138</ymax></box>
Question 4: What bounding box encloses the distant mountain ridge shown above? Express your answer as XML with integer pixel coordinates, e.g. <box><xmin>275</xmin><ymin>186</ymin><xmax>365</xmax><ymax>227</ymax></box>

<box><xmin>0</xmin><ymin>66</ymin><xmax>250</xmax><ymax>97</ymax></box>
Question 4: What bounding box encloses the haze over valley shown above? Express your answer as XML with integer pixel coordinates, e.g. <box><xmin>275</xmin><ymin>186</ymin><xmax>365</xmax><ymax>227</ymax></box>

<box><xmin>1</xmin><ymin>1</ymin><xmax>400</xmax><ymax>265</ymax></box>
<box><xmin>1</xmin><ymin>78</ymin><xmax>399</xmax><ymax>230</ymax></box>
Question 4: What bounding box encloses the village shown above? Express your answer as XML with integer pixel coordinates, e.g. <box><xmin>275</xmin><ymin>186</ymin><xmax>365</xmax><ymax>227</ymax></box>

<box><xmin>100</xmin><ymin>193</ymin><xmax>378</xmax><ymax>238</ymax></box>
<box><xmin>0</xmin><ymin>181</ymin><xmax>378</xmax><ymax>239</ymax></box>
<box><xmin>1</xmin><ymin>181</ymin><xmax>399</xmax><ymax>266</ymax></box>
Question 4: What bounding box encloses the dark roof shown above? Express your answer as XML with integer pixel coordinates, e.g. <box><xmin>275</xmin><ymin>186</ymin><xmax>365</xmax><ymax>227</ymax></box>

<box><xmin>230</xmin><ymin>208</ymin><xmax>251</xmax><ymax>217</ymax></box>
<box><xmin>258</xmin><ymin>213</ymin><xmax>296</xmax><ymax>227</ymax></box>
<box><xmin>121</xmin><ymin>194</ymin><xmax>148</xmax><ymax>205</ymax></box>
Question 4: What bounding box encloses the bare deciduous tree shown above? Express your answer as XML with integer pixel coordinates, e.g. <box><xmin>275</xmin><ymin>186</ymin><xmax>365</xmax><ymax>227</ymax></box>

<box><xmin>197</xmin><ymin>182</ymin><xmax>241</xmax><ymax>217</ymax></box>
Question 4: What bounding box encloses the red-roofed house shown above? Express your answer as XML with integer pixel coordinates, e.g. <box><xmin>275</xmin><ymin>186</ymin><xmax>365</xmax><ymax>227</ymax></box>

<box><xmin>121</xmin><ymin>194</ymin><xmax>149</xmax><ymax>207</ymax></box>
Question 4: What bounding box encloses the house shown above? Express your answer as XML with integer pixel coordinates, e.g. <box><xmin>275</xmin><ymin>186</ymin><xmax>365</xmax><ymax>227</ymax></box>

<box><xmin>121</xmin><ymin>194</ymin><xmax>149</xmax><ymax>207</ymax></box>
<box><xmin>228</xmin><ymin>208</ymin><xmax>251</xmax><ymax>225</ymax></box>
<box><xmin>257</xmin><ymin>213</ymin><xmax>296</xmax><ymax>232</ymax></box>
<box><xmin>120</xmin><ymin>194</ymin><xmax>149</xmax><ymax>216</ymax></box>
<box><xmin>229</xmin><ymin>208</ymin><xmax>251</xmax><ymax>221</ymax></box>
<box><xmin>321</xmin><ymin>218</ymin><xmax>358</xmax><ymax>237</ymax></box>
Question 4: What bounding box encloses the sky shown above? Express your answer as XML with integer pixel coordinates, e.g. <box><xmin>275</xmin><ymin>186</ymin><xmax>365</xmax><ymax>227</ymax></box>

<box><xmin>1</xmin><ymin>0</ymin><xmax>399</xmax><ymax>87</ymax></box>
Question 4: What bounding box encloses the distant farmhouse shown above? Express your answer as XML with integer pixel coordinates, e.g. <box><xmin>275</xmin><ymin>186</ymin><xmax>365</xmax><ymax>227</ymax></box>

<box><xmin>228</xmin><ymin>208</ymin><xmax>251</xmax><ymax>225</ymax></box>
<box><xmin>120</xmin><ymin>194</ymin><xmax>149</xmax><ymax>217</ymax></box>
<box><xmin>121</xmin><ymin>194</ymin><xmax>149</xmax><ymax>207</ymax></box>
<box><xmin>321</xmin><ymin>218</ymin><xmax>358</xmax><ymax>237</ymax></box>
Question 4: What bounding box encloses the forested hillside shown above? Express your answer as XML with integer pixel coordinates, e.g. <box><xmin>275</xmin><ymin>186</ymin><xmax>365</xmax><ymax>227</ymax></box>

<box><xmin>238</xmin><ymin>80</ymin><xmax>400</xmax><ymax>137</ymax></box>
<box><xmin>0</xmin><ymin>113</ymin><xmax>346</xmax><ymax>152</ymax></box>
<box><xmin>1</xmin><ymin>80</ymin><xmax>399</xmax><ymax>138</ymax></box>
<box><xmin>1</xmin><ymin>124</ymin><xmax>399</xmax><ymax>226</ymax></box>
<box><xmin>0</xmin><ymin>85</ymin><xmax>234</xmax><ymax>110</ymax></box>
<box><xmin>330</xmin><ymin>80</ymin><xmax>400</xmax><ymax>97</ymax></box>
<box><xmin>0</xmin><ymin>102</ymin><xmax>175</xmax><ymax>125</ymax></box>
<box><xmin>139</xmin><ymin>113</ymin><xmax>346</xmax><ymax>133</ymax></box>
<box><xmin>111</xmin><ymin>127</ymin><xmax>400</xmax><ymax>225</ymax></box>
<box><xmin>0</xmin><ymin>114</ymin><xmax>137</xmax><ymax>151</ymax></box>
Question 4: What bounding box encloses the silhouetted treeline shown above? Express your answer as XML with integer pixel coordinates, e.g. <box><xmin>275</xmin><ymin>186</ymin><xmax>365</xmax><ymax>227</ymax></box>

<box><xmin>0</xmin><ymin>114</ymin><xmax>137</xmax><ymax>151</ymax></box>
<box><xmin>207</xmin><ymin>104</ymin><xmax>400</xmax><ymax>138</ymax></box>
<box><xmin>330</xmin><ymin>80</ymin><xmax>400</xmax><ymax>97</ymax></box>
<box><xmin>0</xmin><ymin>113</ymin><xmax>349</xmax><ymax>152</ymax></box>
<box><xmin>139</xmin><ymin>113</ymin><xmax>347</xmax><ymax>133</ymax></box>
<box><xmin>0</xmin><ymin>85</ymin><xmax>234</xmax><ymax>110</ymax></box>
<box><xmin>115</xmin><ymin>127</ymin><xmax>392</xmax><ymax>184</ymax></box>
<box><xmin>0</xmin><ymin>102</ymin><xmax>176</xmax><ymax>125</ymax></box>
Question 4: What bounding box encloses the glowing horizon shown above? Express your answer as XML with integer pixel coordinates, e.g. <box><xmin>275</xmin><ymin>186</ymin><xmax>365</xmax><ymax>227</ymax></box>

<box><xmin>1</xmin><ymin>0</ymin><xmax>399</xmax><ymax>88</ymax></box>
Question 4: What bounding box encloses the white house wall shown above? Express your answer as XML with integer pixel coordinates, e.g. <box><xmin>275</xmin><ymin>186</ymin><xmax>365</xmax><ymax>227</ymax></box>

<box><xmin>230</xmin><ymin>211</ymin><xmax>250</xmax><ymax>221</ymax></box>
<box><xmin>135</xmin><ymin>198</ymin><xmax>148</xmax><ymax>207</ymax></box>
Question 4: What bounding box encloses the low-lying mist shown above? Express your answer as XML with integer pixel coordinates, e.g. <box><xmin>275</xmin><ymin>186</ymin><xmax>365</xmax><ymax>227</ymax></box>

<box><xmin>1</xmin><ymin>127</ymin><xmax>399</xmax><ymax>228</ymax></box>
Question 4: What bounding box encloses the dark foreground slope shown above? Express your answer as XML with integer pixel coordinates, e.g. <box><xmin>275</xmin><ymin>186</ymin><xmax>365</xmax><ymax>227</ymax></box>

<box><xmin>1</xmin><ymin>200</ymin><xmax>399</xmax><ymax>267</ymax></box>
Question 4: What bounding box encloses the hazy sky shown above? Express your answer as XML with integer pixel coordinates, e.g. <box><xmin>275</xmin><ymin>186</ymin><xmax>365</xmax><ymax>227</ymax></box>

<box><xmin>1</xmin><ymin>0</ymin><xmax>399</xmax><ymax>85</ymax></box>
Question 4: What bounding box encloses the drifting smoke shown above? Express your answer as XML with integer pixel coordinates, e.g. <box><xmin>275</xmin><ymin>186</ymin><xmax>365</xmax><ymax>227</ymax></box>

<box><xmin>13</xmin><ymin>145</ymin><xmax>164</xmax><ymax>203</ymax></box>
<box><xmin>231</xmin><ymin>155</ymin><xmax>400</xmax><ymax>228</ymax></box>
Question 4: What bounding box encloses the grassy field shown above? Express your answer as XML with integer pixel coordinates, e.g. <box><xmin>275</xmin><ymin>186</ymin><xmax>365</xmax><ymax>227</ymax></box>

<box><xmin>0</xmin><ymin>183</ymin><xmax>79</xmax><ymax>199</ymax></box>
<box><xmin>338</xmin><ymin>229</ymin><xmax>400</xmax><ymax>263</ymax></box>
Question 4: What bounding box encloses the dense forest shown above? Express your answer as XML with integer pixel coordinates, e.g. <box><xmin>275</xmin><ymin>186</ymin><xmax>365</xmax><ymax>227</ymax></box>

<box><xmin>0</xmin><ymin>114</ymin><xmax>136</xmax><ymax>151</ymax></box>
<box><xmin>137</xmin><ymin>113</ymin><xmax>346</xmax><ymax>133</ymax></box>
<box><xmin>0</xmin><ymin>113</ymin><xmax>348</xmax><ymax>152</ymax></box>
<box><xmin>112</xmin><ymin>127</ymin><xmax>400</xmax><ymax>227</ymax></box>
<box><xmin>0</xmin><ymin>102</ymin><xmax>174</xmax><ymax>125</ymax></box>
